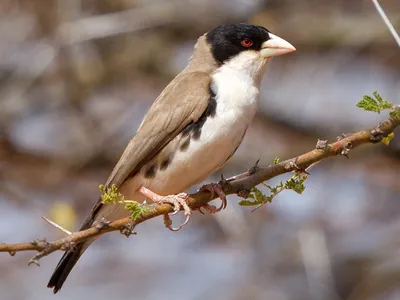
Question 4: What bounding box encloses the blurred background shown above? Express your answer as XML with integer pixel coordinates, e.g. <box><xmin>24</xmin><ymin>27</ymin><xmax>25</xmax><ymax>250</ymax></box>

<box><xmin>1</xmin><ymin>0</ymin><xmax>400</xmax><ymax>299</ymax></box>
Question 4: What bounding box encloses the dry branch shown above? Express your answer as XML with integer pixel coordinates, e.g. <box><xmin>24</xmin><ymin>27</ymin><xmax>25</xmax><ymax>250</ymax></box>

<box><xmin>0</xmin><ymin>114</ymin><xmax>399</xmax><ymax>265</ymax></box>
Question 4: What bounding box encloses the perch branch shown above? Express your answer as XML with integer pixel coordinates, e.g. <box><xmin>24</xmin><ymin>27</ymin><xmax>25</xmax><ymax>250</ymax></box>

<box><xmin>0</xmin><ymin>114</ymin><xmax>399</xmax><ymax>264</ymax></box>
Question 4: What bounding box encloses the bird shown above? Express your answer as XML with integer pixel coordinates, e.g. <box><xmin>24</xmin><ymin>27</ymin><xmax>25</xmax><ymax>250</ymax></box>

<box><xmin>47</xmin><ymin>23</ymin><xmax>295</xmax><ymax>293</ymax></box>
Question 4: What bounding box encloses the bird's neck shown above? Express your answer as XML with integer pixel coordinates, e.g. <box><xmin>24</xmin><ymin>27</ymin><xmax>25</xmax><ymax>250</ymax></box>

<box><xmin>218</xmin><ymin>53</ymin><xmax>269</xmax><ymax>88</ymax></box>
<box><xmin>211</xmin><ymin>63</ymin><xmax>261</xmax><ymax>117</ymax></box>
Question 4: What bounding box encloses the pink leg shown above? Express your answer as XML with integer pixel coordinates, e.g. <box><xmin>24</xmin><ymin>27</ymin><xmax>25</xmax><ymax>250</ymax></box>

<box><xmin>138</xmin><ymin>186</ymin><xmax>191</xmax><ymax>231</ymax></box>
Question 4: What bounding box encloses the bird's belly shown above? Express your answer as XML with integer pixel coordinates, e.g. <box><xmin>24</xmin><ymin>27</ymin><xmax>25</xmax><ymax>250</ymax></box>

<box><xmin>143</xmin><ymin>111</ymin><xmax>250</xmax><ymax>195</ymax></box>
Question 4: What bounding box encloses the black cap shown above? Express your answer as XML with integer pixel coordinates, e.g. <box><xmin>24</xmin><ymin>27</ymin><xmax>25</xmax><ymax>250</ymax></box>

<box><xmin>206</xmin><ymin>24</ymin><xmax>270</xmax><ymax>64</ymax></box>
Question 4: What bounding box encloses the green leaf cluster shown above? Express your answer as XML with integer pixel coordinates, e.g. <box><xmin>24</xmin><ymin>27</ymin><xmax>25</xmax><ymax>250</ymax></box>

<box><xmin>238</xmin><ymin>174</ymin><xmax>307</xmax><ymax>207</ymax></box>
<box><xmin>99</xmin><ymin>184</ymin><xmax>147</xmax><ymax>221</ymax></box>
<box><xmin>99</xmin><ymin>184</ymin><xmax>124</xmax><ymax>204</ymax></box>
<box><xmin>356</xmin><ymin>91</ymin><xmax>399</xmax><ymax>145</ymax></box>
<box><xmin>125</xmin><ymin>202</ymin><xmax>148</xmax><ymax>221</ymax></box>
<box><xmin>357</xmin><ymin>91</ymin><xmax>392</xmax><ymax>113</ymax></box>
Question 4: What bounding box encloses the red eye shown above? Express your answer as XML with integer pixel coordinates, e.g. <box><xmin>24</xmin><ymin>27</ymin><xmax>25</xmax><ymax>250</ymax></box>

<box><xmin>241</xmin><ymin>38</ymin><xmax>253</xmax><ymax>47</ymax></box>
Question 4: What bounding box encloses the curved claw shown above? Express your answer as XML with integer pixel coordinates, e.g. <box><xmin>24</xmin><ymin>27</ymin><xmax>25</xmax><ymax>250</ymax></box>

<box><xmin>170</xmin><ymin>210</ymin><xmax>179</xmax><ymax>216</ymax></box>
<box><xmin>164</xmin><ymin>213</ymin><xmax>191</xmax><ymax>232</ymax></box>
<box><xmin>199</xmin><ymin>183</ymin><xmax>227</xmax><ymax>213</ymax></box>
<box><xmin>167</xmin><ymin>197</ymin><xmax>182</xmax><ymax>216</ymax></box>
<box><xmin>169</xmin><ymin>214</ymin><xmax>191</xmax><ymax>232</ymax></box>
<box><xmin>214</xmin><ymin>198</ymin><xmax>226</xmax><ymax>212</ymax></box>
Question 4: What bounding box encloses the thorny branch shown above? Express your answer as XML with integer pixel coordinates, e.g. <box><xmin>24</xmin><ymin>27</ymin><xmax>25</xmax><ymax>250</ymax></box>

<box><xmin>0</xmin><ymin>113</ymin><xmax>399</xmax><ymax>265</ymax></box>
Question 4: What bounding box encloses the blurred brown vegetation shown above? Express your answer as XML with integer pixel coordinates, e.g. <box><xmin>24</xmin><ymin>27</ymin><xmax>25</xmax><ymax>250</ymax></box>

<box><xmin>1</xmin><ymin>1</ymin><xmax>400</xmax><ymax>300</ymax></box>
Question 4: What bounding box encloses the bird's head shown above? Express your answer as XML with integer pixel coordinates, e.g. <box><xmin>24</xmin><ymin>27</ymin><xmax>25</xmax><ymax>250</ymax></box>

<box><xmin>205</xmin><ymin>24</ymin><xmax>295</xmax><ymax>82</ymax></box>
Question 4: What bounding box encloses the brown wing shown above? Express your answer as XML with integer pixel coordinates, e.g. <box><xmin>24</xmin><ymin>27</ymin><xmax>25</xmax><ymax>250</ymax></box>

<box><xmin>105</xmin><ymin>71</ymin><xmax>212</xmax><ymax>188</ymax></box>
<box><xmin>80</xmin><ymin>71</ymin><xmax>211</xmax><ymax>230</ymax></box>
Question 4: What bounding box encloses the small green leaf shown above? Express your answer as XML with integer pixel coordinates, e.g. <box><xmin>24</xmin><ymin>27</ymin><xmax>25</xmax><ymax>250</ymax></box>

<box><xmin>251</xmin><ymin>186</ymin><xmax>271</xmax><ymax>203</ymax></box>
<box><xmin>238</xmin><ymin>186</ymin><xmax>271</xmax><ymax>206</ymax></box>
<box><xmin>100</xmin><ymin>184</ymin><xmax>146</xmax><ymax>220</ymax></box>
<box><xmin>373</xmin><ymin>91</ymin><xmax>392</xmax><ymax>109</ymax></box>
<box><xmin>357</xmin><ymin>95</ymin><xmax>378</xmax><ymax>112</ymax></box>
<box><xmin>357</xmin><ymin>92</ymin><xmax>393</xmax><ymax>113</ymax></box>
<box><xmin>125</xmin><ymin>202</ymin><xmax>147</xmax><ymax>221</ymax></box>
<box><xmin>273</xmin><ymin>157</ymin><xmax>280</xmax><ymax>165</ymax></box>
<box><xmin>373</xmin><ymin>91</ymin><xmax>383</xmax><ymax>103</ymax></box>
<box><xmin>285</xmin><ymin>175</ymin><xmax>307</xmax><ymax>194</ymax></box>
<box><xmin>382</xmin><ymin>132</ymin><xmax>395</xmax><ymax>146</ymax></box>
<box><xmin>239</xmin><ymin>174</ymin><xmax>308</xmax><ymax>207</ymax></box>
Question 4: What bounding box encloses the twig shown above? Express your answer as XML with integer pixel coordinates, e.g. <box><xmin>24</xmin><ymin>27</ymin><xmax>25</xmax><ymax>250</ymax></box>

<box><xmin>0</xmin><ymin>114</ymin><xmax>399</xmax><ymax>263</ymax></box>
<box><xmin>41</xmin><ymin>217</ymin><xmax>72</xmax><ymax>236</ymax></box>
<box><xmin>372</xmin><ymin>0</ymin><xmax>400</xmax><ymax>48</ymax></box>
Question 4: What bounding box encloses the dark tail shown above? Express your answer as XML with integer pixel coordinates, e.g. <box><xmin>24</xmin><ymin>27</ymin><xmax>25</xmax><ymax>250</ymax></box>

<box><xmin>47</xmin><ymin>243</ymin><xmax>85</xmax><ymax>294</ymax></box>
<box><xmin>48</xmin><ymin>198</ymin><xmax>104</xmax><ymax>293</ymax></box>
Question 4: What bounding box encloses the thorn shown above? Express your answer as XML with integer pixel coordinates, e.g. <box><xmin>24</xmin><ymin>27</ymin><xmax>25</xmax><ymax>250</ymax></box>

<box><xmin>28</xmin><ymin>258</ymin><xmax>40</xmax><ymax>267</ymax></box>
<box><xmin>296</xmin><ymin>170</ymin><xmax>310</xmax><ymax>176</ymax></box>
<box><xmin>218</xmin><ymin>174</ymin><xmax>232</xmax><ymax>193</ymax></box>
<box><xmin>42</xmin><ymin>216</ymin><xmax>72</xmax><ymax>235</ymax></box>
<box><xmin>120</xmin><ymin>222</ymin><xmax>136</xmax><ymax>238</ymax></box>
<box><xmin>305</xmin><ymin>161</ymin><xmax>321</xmax><ymax>173</ymax></box>
<box><xmin>316</xmin><ymin>139</ymin><xmax>328</xmax><ymax>150</ymax></box>
<box><xmin>250</xmin><ymin>203</ymin><xmax>264</xmax><ymax>213</ymax></box>
<box><xmin>248</xmin><ymin>159</ymin><xmax>260</xmax><ymax>175</ymax></box>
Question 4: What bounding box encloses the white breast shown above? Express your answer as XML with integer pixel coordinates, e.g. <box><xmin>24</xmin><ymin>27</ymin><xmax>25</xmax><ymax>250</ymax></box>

<box><xmin>95</xmin><ymin>52</ymin><xmax>269</xmax><ymax>221</ymax></box>
<box><xmin>140</xmin><ymin>65</ymin><xmax>261</xmax><ymax>195</ymax></box>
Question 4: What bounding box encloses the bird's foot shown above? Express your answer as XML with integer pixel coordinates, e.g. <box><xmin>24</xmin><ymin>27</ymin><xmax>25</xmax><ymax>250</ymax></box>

<box><xmin>138</xmin><ymin>186</ymin><xmax>191</xmax><ymax>231</ymax></box>
<box><xmin>199</xmin><ymin>183</ymin><xmax>227</xmax><ymax>213</ymax></box>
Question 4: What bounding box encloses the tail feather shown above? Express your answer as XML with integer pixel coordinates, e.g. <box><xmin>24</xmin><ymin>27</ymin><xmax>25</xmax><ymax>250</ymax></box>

<box><xmin>47</xmin><ymin>244</ymin><xmax>84</xmax><ymax>293</ymax></box>
<box><xmin>48</xmin><ymin>197</ymin><xmax>104</xmax><ymax>293</ymax></box>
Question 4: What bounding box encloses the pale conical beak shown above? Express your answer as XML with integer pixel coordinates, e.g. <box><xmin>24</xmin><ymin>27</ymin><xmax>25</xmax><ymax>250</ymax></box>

<box><xmin>260</xmin><ymin>33</ymin><xmax>296</xmax><ymax>58</ymax></box>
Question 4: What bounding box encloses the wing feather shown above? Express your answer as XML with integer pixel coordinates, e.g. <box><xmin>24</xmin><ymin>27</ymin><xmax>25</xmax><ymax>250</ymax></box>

<box><xmin>105</xmin><ymin>71</ymin><xmax>211</xmax><ymax>188</ymax></box>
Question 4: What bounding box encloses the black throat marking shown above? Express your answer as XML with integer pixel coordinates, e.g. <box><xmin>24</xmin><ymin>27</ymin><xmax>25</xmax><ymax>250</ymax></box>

<box><xmin>181</xmin><ymin>85</ymin><xmax>217</xmax><ymax>141</ymax></box>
